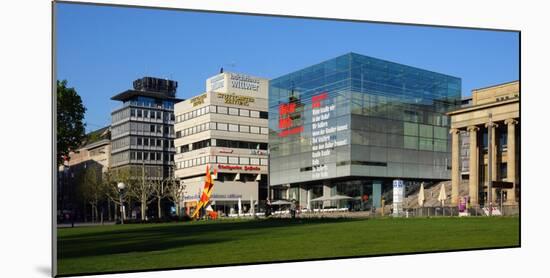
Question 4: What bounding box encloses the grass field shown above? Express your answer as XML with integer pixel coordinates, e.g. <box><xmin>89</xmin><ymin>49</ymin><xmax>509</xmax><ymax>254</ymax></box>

<box><xmin>57</xmin><ymin>217</ymin><xmax>519</xmax><ymax>276</ymax></box>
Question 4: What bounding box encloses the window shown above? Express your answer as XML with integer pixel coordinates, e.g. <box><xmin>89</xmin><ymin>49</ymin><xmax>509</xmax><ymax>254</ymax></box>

<box><xmin>150</xmin><ymin>139</ymin><xmax>155</xmax><ymax>146</ymax></box>
<box><xmin>210</xmin><ymin>105</ymin><xmax>217</xmax><ymax>113</ymax></box>
<box><xmin>157</xmin><ymin>139</ymin><xmax>161</xmax><ymax>146</ymax></box>
<box><xmin>137</xmin><ymin>152</ymin><xmax>142</xmax><ymax>160</ymax></box>
<box><xmin>240</xmin><ymin>157</ymin><xmax>250</xmax><ymax>165</ymax></box>
<box><xmin>192</xmin><ymin>110</ymin><xmax>197</xmax><ymax>118</ymax></box>
<box><xmin>150</xmin><ymin>125</ymin><xmax>155</xmax><ymax>132</ymax></box>
<box><xmin>197</xmin><ymin>108</ymin><xmax>203</xmax><ymax>116</ymax></box>
<box><xmin>137</xmin><ymin>109</ymin><xmax>142</xmax><ymax>117</ymax></box>
<box><xmin>176</xmin><ymin>131</ymin><xmax>181</xmax><ymax>138</ymax></box>
<box><xmin>201</xmin><ymin>157</ymin><xmax>206</xmax><ymax>164</ymax></box>
<box><xmin>250</xmin><ymin>110</ymin><xmax>260</xmax><ymax>118</ymax></box>
<box><xmin>218</xmin><ymin>106</ymin><xmax>228</xmax><ymax>114</ymax></box>
<box><xmin>250</xmin><ymin>158</ymin><xmax>260</xmax><ymax>165</ymax></box>
<box><xmin>228</xmin><ymin>156</ymin><xmax>239</xmax><ymax>164</ymax></box>
<box><xmin>250</xmin><ymin>126</ymin><xmax>260</xmax><ymax>134</ymax></box>
<box><xmin>143</xmin><ymin>152</ymin><xmax>149</xmax><ymax>160</ymax></box>
<box><xmin>209</xmin><ymin>122</ymin><xmax>217</xmax><ymax>130</ymax></box>
<box><xmin>130</xmin><ymin>152</ymin><xmax>136</xmax><ymax>160</ymax></box>
<box><xmin>260</xmin><ymin>158</ymin><xmax>268</xmax><ymax>165</ymax></box>
<box><xmin>229</xmin><ymin>107</ymin><xmax>239</xmax><ymax>115</ymax></box>
<box><xmin>130</xmin><ymin>109</ymin><xmax>135</xmax><ymax>117</ymax></box>
<box><xmin>218</xmin><ymin>123</ymin><xmax>228</xmax><ymax>131</ymax></box>
<box><xmin>210</xmin><ymin>156</ymin><xmax>217</xmax><ymax>163</ymax></box>
<box><xmin>143</xmin><ymin>138</ymin><xmax>149</xmax><ymax>146</ymax></box>
<box><xmin>137</xmin><ymin>137</ymin><xmax>142</xmax><ymax>146</ymax></box>
<box><xmin>240</xmin><ymin>125</ymin><xmax>250</xmax><ymax>133</ymax></box>
<box><xmin>218</xmin><ymin>156</ymin><xmax>228</xmax><ymax>163</ymax></box>
<box><xmin>239</xmin><ymin>109</ymin><xmax>250</xmax><ymax>117</ymax></box>
<box><xmin>260</xmin><ymin>111</ymin><xmax>268</xmax><ymax>119</ymax></box>
<box><xmin>229</xmin><ymin>124</ymin><xmax>239</xmax><ymax>132</ymax></box>
<box><xmin>260</xmin><ymin>127</ymin><xmax>269</xmax><ymax>134</ymax></box>
<box><xmin>151</xmin><ymin>111</ymin><xmax>156</xmax><ymax>119</ymax></box>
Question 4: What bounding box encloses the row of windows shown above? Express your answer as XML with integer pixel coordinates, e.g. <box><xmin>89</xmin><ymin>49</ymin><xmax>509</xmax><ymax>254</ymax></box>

<box><xmin>112</xmin><ymin>122</ymin><xmax>175</xmax><ymax>137</ymax></box>
<box><xmin>112</xmin><ymin>107</ymin><xmax>175</xmax><ymax>123</ymax></box>
<box><xmin>177</xmin><ymin>138</ymin><xmax>268</xmax><ymax>154</ymax></box>
<box><xmin>131</xmin><ymin>108</ymin><xmax>175</xmax><ymax>121</ymax></box>
<box><xmin>176</xmin><ymin>155</ymin><xmax>268</xmax><ymax>169</ymax></box>
<box><xmin>175</xmin><ymin>122</ymin><xmax>269</xmax><ymax>138</ymax></box>
<box><xmin>129</xmin><ymin>151</ymin><xmax>174</xmax><ymax>162</ymax></box>
<box><xmin>175</xmin><ymin>105</ymin><xmax>268</xmax><ymax>123</ymax></box>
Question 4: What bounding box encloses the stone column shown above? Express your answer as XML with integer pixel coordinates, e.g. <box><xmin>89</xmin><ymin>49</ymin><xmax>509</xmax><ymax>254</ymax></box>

<box><xmin>485</xmin><ymin>122</ymin><xmax>498</xmax><ymax>203</ymax></box>
<box><xmin>467</xmin><ymin>126</ymin><xmax>479</xmax><ymax>206</ymax></box>
<box><xmin>450</xmin><ymin>128</ymin><xmax>460</xmax><ymax>206</ymax></box>
<box><xmin>505</xmin><ymin>119</ymin><xmax>518</xmax><ymax>204</ymax></box>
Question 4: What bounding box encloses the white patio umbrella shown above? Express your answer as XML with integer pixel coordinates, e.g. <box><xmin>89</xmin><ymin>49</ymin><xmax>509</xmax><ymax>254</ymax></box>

<box><xmin>238</xmin><ymin>197</ymin><xmax>242</xmax><ymax>216</ymax></box>
<box><xmin>271</xmin><ymin>200</ymin><xmax>293</xmax><ymax>205</ymax></box>
<box><xmin>438</xmin><ymin>184</ymin><xmax>447</xmax><ymax>207</ymax></box>
<box><xmin>418</xmin><ymin>183</ymin><xmax>426</xmax><ymax>207</ymax></box>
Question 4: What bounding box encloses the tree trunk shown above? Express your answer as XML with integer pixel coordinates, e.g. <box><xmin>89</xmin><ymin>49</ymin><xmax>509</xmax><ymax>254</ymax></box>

<box><xmin>107</xmin><ymin>199</ymin><xmax>112</xmax><ymax>221</ymax></box>
<box><xmin>114</xmin><ymin>203</ymin><xmax>118</xmax><ymax>221</ymax></box>
<box><xmin>141</xmin><ymin>202</ymin><xmax>146</xmax><ymax>221</ymax></box>
<box><xmin>175</xmin><ymin>202</ymin><xmax>180</xmax><ymax>217</ymax></box>
<box><xmin>157</xmin><ymin>198</ymin><xmax>162</xmax><ymax>219</ymax></box>
<box><xmin>94</xmin><ymin>204</ymin><xmax>98</xmax><ymax>223</ymax></box>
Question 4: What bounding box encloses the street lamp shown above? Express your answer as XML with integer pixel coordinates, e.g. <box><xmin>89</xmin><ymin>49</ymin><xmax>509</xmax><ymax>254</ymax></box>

<box><xmin>117</xmin><ymin>182</ymin><xmax>126</xmax><ymax>224</ymax></box>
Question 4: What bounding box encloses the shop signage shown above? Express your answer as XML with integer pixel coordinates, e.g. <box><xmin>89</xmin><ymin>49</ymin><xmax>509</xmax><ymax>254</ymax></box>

<box><xmin>217</xmin><ymin>93</ymin><xmax>255</xmax><ymax>106</ymax></box>
<box><xmin>230</xmin><ymin>73</ymin><xmax>260</xmax><ymax>91</ymax></box>
<box><xmin>218</xmin><ymin>148</ymin><xmax>234</xmax><ymax>154</ymax></box>
<box><xmin>218</xmin><ymin>164</ymin><xmax>261</xmax><ymax>171</ymax></box>
<box><xmin>190</xmin><ymin>94</ymin><xmax>207</xmax><ymax>107</ymax></box>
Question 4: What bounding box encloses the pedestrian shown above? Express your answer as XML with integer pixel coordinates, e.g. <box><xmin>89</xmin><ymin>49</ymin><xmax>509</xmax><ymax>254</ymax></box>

<box><xmin>290</xmin><ymin>200</ymin><xmax>297</xmax><ymax>219</ymax></box>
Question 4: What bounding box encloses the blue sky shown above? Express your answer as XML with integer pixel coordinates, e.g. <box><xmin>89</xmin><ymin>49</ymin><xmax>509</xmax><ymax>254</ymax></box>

<box><xmin>56</xmin><ymin>3</ymin><xmax>519</xmax><ymax>132</ymax></box>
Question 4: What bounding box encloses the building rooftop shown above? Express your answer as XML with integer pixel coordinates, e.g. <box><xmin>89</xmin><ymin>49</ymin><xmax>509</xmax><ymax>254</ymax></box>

<box><xmin>111</xmin><ymin>89</ymin><xmax>184</xmax><ymax>102</ymax></box>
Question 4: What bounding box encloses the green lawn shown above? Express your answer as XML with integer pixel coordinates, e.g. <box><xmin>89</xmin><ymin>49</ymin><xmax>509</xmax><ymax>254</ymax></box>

<box><xmin>57</xmin><ymin>217</ymin><xmax>519</xmax><ymax>276</ymax></box>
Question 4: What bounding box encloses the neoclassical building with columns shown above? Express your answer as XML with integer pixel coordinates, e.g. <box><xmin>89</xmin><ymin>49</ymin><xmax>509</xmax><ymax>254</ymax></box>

<box><xmin>447</xmin><ymin>81</ymin><xmax>519</xmax><ymax>207</ymax></box>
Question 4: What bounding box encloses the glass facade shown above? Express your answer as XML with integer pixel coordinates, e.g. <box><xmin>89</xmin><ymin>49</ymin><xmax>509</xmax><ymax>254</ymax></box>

<box><xmin>269</xmin><ymin>53</ymin><xmax>461</xmax><ymax>187</ymax></box>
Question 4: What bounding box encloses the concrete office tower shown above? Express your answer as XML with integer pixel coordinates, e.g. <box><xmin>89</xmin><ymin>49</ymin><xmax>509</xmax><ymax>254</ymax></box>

<box><xmin>110</xmin><ymin>77</ymin><xmax>182</xmax><ymax>179</ymax></box>
<box><xmin>269</xmin><ymin>53</ymin><xmax>462</xmax><ymax>210</ymax></box>
<box><xmin>174</xmin><ymin>72</ymin><xmax>269</xmax><ymax>216</ymax></box>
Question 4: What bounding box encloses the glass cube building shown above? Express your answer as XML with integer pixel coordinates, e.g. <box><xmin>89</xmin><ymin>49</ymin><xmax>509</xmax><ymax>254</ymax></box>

<box><xmin>268</xmin><ymin>53</ymin><xmax>461</xmax><ymax>210</ymax></box>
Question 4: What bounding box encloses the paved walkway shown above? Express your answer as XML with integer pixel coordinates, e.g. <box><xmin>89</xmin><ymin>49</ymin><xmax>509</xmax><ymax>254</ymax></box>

<box><xmin>57</xmin><ymin>221</ymin><xmax>116</xmax><ymax>228</ymax></box>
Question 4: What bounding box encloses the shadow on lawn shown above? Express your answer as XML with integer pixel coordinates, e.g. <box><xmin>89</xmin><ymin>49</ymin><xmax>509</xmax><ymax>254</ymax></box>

<box><xmin>58</xmin><ymin>218</ymin><xmax>360</xmax><ymax>259</ymax></box>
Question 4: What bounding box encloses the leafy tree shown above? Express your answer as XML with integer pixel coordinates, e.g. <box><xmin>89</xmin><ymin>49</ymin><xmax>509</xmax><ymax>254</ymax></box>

<box><xmin>165</xmin><ymin>164</ymin><xmax>185</xmax><ymax>217</ymax></box>
<box><xmin>57</xmin><ymin>80</ymin><xmax>86</xmax><ymax>165</ymax></box>
<box><xmin>128</xmin><ymin>163</ymin><xmax>156</xmax><ymax>221</ymax></box>
<box><xmin>104</xmin><ymin>168</ymin><xmax>134</xmax><ymax>221</ymax></box>
<box><xmin>77</xmin><ymin>165</ymin><xmax>104</xmax><ymax>222</ymax></box>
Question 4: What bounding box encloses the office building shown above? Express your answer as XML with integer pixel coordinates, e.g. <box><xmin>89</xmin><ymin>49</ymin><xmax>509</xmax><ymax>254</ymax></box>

<box><xmin>174</xmin><ymin>72</ymin><xmax>269</xmax><ymax>215</ymax></box>
<box><xmin>110</xmin><ymin>77</ymin><xmax>181</xmax><ymax>179</ymax></box>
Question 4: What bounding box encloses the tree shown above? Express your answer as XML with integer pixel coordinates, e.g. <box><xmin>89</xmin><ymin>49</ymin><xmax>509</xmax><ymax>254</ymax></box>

<box><xmin>151</xmin><ymin>175</ymin><xmax>170</xmax><ymax>219</ymax></box>
<box><xmin>127</xmin><ymin>163</ymin><xmax>155</xmax><ymax>221</ymax></box>
<box><xmin>104</xmin><ymin>168</ymin><xmax>133</xmax><ymax>221</ymax></box>
<box><xmin>165</xmin><ymin>163</ymin><xmax>185</xmax><ymax>217</ymax></box>
<box><xmin>77</xmin><ymin>165</ymin><xmax>104</xmax><ymax>222</ymax></box>
<box><xmin>166</xmin><ymin>177</ymin><xmax>185</xmax><ymax>217</ymax></box>
<box><xmin>57</xmin><ymin>80</ymin><xmax>86</xmax><ymax>165</ymax></box>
